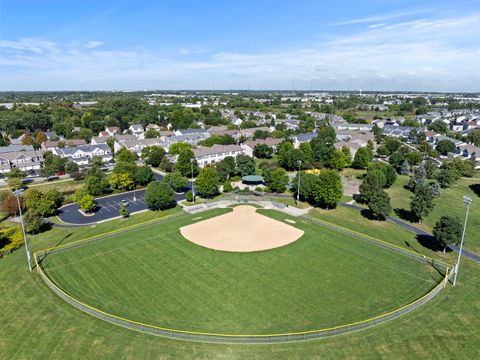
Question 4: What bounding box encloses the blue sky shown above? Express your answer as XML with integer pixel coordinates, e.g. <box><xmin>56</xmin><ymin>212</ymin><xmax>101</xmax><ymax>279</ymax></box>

<box><xmin>1</xmin><ymin>0</ymin><xmax>479</xmax><ymax>91</ymax></box>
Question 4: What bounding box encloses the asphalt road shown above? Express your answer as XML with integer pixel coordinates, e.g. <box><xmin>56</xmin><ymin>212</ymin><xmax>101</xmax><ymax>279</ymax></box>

<box><xmin>57</xmin><ymin>172</ymin><xmax>189</xmax><ymax>225</ymax></box>
<box><xmin>340</xmin><ymin>202</ymin><xmax>480</xmax><ymax>264</ymax></box>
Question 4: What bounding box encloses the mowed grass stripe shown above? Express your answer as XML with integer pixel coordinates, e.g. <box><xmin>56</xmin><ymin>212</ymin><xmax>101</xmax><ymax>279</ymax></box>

<box><xmin>42</xmin><ymin>208</ymin><xmax>443</xmax><ymax>334</ymax></box>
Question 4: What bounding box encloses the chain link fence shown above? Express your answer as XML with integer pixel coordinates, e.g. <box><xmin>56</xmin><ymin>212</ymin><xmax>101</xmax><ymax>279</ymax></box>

<box><xmin>34</xmin><ymin>201</ymin><xmax>453</xmax><ymax>344</ymax></box>
<box><xmin>35</xmin><ymin>252</ymin><xmax>451</xmax><ymax>344</ymax></box>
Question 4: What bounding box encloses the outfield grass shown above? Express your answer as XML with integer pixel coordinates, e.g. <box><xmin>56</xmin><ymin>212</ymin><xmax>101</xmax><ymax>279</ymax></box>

<box><xmin>40</xmin><ymin>208</ymin><xmax>441</xmax><ymax>335</ymax></box>
<box><xmin>1</xmin><ymin>208</ymin><xmax>479</xmax><ymax>358</ymax></box>
<box><xmin>385</xmin><ymin>175</ymin><xmax>480</xmax><ymax>254</ymax></box>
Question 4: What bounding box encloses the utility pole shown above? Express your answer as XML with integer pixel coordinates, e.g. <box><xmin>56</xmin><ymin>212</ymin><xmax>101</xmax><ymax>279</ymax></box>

<box><xmin>297</xmin><ymin>160</ymin><xmax>302</xmax><ymax>204</ymax></box>
<box><xmin>453</xmin><ymin>196</ymin><xmax>472</xmax><ymax>286</ymax></box>
<box><xmin>190</xmin><ymin>158</ymin><xmax>195</xmax><ymax>203</ymax></box>
<box><xmin>14</xmin><ymin>189</ymin><xmax>32</xmax><ymax>272</ymax></box>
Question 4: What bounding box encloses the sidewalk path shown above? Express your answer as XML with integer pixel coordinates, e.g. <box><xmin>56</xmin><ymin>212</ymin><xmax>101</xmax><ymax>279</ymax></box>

<box><xmin>339</xmin><ymin>202</ymin><xmax>480</xmax><ymax>264</ymax></box>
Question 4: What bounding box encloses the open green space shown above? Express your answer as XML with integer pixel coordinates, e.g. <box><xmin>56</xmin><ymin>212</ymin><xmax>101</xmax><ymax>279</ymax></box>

<box><xmin>0</xmin><ymin>206</ymin><xmax>478</xmax><ymax>358</ymax></box>
<box><xmin>40</xmin><ymin>208</ymin><xmax>441</xmax><ymax>335</ymax></box>
<box><xmin>385</xmin><ymin>175</ymin><xmax>480</xmax><ymax>254</ymax></box>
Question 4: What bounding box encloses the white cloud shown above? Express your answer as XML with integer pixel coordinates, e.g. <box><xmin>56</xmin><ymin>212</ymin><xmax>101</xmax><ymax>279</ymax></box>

<box><xmin>85</xmin><ymin>41</ymin><xmax>105</xmax><ymax>49</ymax></box>
<box><xmin>1</xmin><ymin>13</ymin><xmax>480</xmax><ymax>91</ymax></box>
<box><xmin>333</xmin><ymin>8</ymin><xmax>430</xmax><ymax>26</ymax></box>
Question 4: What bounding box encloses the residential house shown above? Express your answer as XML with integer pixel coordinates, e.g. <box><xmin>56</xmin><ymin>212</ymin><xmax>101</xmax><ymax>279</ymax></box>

<box><xmin>241</xmin><ymin>138</ymin><xmax>284</xmax><ymax>157</ymax></box>
<box><xmin>98</xmin><ymin>126</ymin><xmax>119</xmax><ymax>137</ymax></box>
<box><xmin>0</xmin><ymin>145</ymin><xmax>44</xmax><ymax>174</ymax></box>
<box><xmin>455</xmin><ymin>144</ymin><xmax>479</xmax><ymax>163</ymax></box>
<box><xmin>91</xmin><ymin>134</ymin><xmax>137</xmax><ymax>145</ymax></box>
<box><xmin>129</xmin><ymin>124</ymin><xmax>145</xmax><ymax>139</ymax></box>
<box><xmin>114</xmin><ymin>138</ymin><xmax>166</xmax><ymax>155</ymax></box>
<box><xmin>193</xmin><ymin>144</ymin><xmax>245</xmax><ymax>167</ymax></box>
<box><xmin>382</xmin><ymin>125</ymin><xmax>414</xmax><ymax>138</ymax></box>
<box><xmin>174</xmin><ymin>128</ymin><xmax>209</xmax><ymax>136</ymax></box>
<box><xmin>333</xmin><ymin>123</ymin><xmax>375</xmax><ymax>132</ymax></box>
<box><xmin>42</xmin><ymin>139</ymin><xmax>87</xmax><ymax>152</ymax></box>
<box><xmin>291</xmin><ymin>133</ymin><xmax>316</xmax><ymax>149</ymax></box>
<box><xmin>52</xmin><ymin>144</ymin><xmax>112</xmax><ymax>165</ymax></box>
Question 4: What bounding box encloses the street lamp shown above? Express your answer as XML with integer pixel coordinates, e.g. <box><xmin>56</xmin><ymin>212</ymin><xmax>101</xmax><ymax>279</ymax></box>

<box><xmin>453</xmin><ymin>196</ymin><xmax>472</xmax><ymax>286</ymax></box>
<box><xmin>13</xmin><ymin>189</ymin><xmax>32</xmax><ymax>272</ymax></box>
<box><xmin>296</xmin><ymin>160</ymin><xmax>302</xmax><ymax>204</ymax></box>
<box><xmin>190</xmin><ymin>158</ymin><xmax>195</xmax><ymax>203</ymax></box>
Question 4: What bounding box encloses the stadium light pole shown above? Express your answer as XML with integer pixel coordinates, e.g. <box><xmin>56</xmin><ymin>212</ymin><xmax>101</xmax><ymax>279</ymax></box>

<box><xmin>296</xmin><ymin>160</ymin><xmax>302</xmax><ymax>204</ymax></box>
<box><xmin>190</xmin><ymin>158</ymin><xmax>195</xmax><ymax>203</ymax></box>
<box><xmin>453</xmin><ymin>196</ymin><xmax>472</xmax><ymax>286</ymax></box>
<box><xmin>13</xmin><ymin>189</ymin><xmax>32</xmax><ymax>272</ymax></box>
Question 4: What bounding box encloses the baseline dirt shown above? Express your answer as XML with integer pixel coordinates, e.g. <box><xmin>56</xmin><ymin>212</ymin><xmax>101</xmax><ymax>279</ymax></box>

<box><xmin>180</xmin><ymin>205</ymin><xmax>304</xmax><ymax>252</ymax></box>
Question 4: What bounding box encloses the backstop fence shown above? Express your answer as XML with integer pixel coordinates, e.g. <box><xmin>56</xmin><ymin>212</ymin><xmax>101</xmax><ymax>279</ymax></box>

<box><xmin>34</xmin><ymin>202</ymin><xmax>453</xmax><ymax>344</ymax></box>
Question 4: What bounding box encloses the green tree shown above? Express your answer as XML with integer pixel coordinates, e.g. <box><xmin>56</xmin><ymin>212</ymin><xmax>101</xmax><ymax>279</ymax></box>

<box><xmin>65</xmin><ymin>161</ymin><xmax>79</xmax><ymax>175</ymax></box>
<box><xmin>168</xmin><ymin>142</ymin><xmax>191</xmax><ymax>155</ymax></box>
<box><xmin>291</xmin><ymin>172</ymin><xmax>318</xmax><ymax>203</ymax></box>
<box><xmin>367</xmin><ymin>162</ymin><xmax>397</xmax><ymax>188</ymax></box>
<box><xmin>352</xmin><ymin>147</ymin><xmax>372</xmax><ymax>169</ymax></box>
<box><xmin>265</xmin><ymin>168</ymin><xmax>288</xmax><ymax>193</ymax></box>
<box><xmin>433</xmin><ymin>215</ymin><xmax>463</xmax><ymax>253</ymax></box>
<box><xmin>78</xmin><ymin>194</ymin><xmax>96</xmax><ymax>213</ymax></box>
<box><xmin>144</xmin><ymin>181</ymin><xmax>174</xmax><ymax>210</ymax></box>
<box><xmin>436</xmin><ymin>167</ymin><xmax>458</xmax><ymax>188</ymax></box>
<box><xmin>341</xmin><ymin>145</ymin><xmax>352</xmax><ymax>166</ymax></box>
<box><xmin>299</xmin><ymin>142</ymin><xmax>313</xmax><ymax>165</ymax></box>
<box><xmin>400</xmin><ymin>160</ymin><xmax>411</xmax><ymax>175</ymax></box>
<box><xmin>428</xmin><ymin>120</ymin><xmax>448</xmax><ymax>133</ymax></box>
<box><xmin>115</xmin><ymin>148</ymin><xmax>137</xmax><ymax>164</ymax></box>
<box><xmin>235</xmin><ymin>154</ymin><xmax>256</xmax><ymax>176</ymax></box>
<box><xmin>406</xmin><ymin>151</ymin><xmax>423</xmax><ymax>166</ymax></box>
<box><xmin>253</xmin><ymin>144</ymin><xmax>273</xmax><ymax>159</ymax></box>
<box><xmin>223</xmin><ymin>180</ymin><xmax>233</xmax><ymax>192</ymax></box>
<box><xmin>424</xmin><ymin>158</ymin><xmax>437</xmax><ymax>179</ymax></box>
<box><xmin>312</xmin><ymin>170</ymin><xmax>342</xmax><ymax>209</ymax></box>
<box><xmin>119</xmin><ymin>204</ymin><xmax>129</xmax><ymax>218</ymax></box>
<box><xmin>175</xmin><ymin>149</ymin><xmax>198</xmax><ymax>177</ymax></box>
<box><xmin>133</xmin><ymin>165</ymin><xmax>154</xmax><ymax>186</ymax></box>
<box><xmin>24</xmin><ymin>209</ymin><xmax>45</xmax><ymax>234</ymax></box>
<box><xmin>163</xmin><ymin>171</ymin><xmax>188</xmax><ymax>192</ymax></box>
<box><xmin>435</xmin><ymin>140</ymin><xmax>456</xmax><ymax>155</ymax></box>
<box><xmin>85</xmin><ymin>167</ymin><xmax>109</xmax><ymax>195</ymax></box>
<box><xmin>407</xmin><ymin>164</ymin><xmax>426</xmax><ymax>192</ymax></box>
<box><xmin>144</xmin><ymin>128</ymin><xmax>159</xmax><ymax>139</ymax></box>
<box><xmin>410</xmin><ymin>185</ymin><xmax>434</xmax><ymax>223</ymax></box>
<box><xmin>195</xmin><ymin>166</ymin><xmax>219</xmax><ymax>197</ymax></box>
<box><xmin>359</xmin><ymin>169</ymin><xmax>386</xmax><ymax>203</ymax></box>
<box><xmin>327</xmin><ymin>149</ymin><xmax>349</xmax><ymax>170</ymax></box>
<box><xmin>109</xmin><ymin>172</ymin><xmax>134</xmax><ymax>191</ymax></box>
<box><xmin>216</xmin><ymin>156</ymin><xmax>236</xmax><ymax>181</ymax></box>
<box><xmin>368</xmin><ymin>190</ymin><xmax>392</xmax><ymax>220</ymax></box>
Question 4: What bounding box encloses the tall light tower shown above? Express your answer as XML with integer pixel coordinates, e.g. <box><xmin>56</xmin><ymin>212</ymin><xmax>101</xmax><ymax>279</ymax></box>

<box><xmin>190</xmin><ymin>158</ymin><xmax>195</xmax><ymax>203</ymax></box>
<box><xmin>13</xmin><ymin>189</ymin><xmax>32</xmax><ymax>272</ymax></box>
<box><xmin>296</xmin><ymin>160</ymin><xmax>302</xmax><ymax>204</ymax></box>
<box><xmin>453</xmin><ymin>196</ymin><xmax>472</xmax><ymax>286</ymax></box>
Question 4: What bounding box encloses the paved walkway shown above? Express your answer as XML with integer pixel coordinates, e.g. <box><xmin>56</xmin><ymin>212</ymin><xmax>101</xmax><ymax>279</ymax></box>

<box><xmin>339</xmin><ymin>202</ymin><xmax>480</xmax><ymax>264</ymax></box>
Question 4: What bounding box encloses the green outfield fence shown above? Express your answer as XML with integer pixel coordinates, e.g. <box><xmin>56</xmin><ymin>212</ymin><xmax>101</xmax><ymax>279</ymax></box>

<box><xmin>34</xmin><ymin>201</ymin><xmax>453</xmax><ymax>344</ymax></box>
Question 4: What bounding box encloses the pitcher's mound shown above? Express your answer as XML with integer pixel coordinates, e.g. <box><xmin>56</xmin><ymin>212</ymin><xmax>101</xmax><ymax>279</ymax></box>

<box><xmin>180</xmin><ymin>205</ymin><xmax>304</xmax><ymax>252</ymax></box>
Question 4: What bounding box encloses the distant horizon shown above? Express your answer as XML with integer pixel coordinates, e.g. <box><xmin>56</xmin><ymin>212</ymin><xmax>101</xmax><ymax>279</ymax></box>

<box><xmin>1</xmin><ymin>0</ymin><xmax>480</xmax><ymax>92</ymax></box>
<box><xmin>0</xmin><ymin>89</ymin><xmax>479</xmax><ymax>95</ymax></box>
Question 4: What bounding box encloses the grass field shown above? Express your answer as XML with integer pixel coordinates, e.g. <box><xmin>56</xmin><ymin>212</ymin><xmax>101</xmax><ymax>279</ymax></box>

<box><xmin>1</xmin><ymin>207</ymin><xmax>479</xmax><ymax>359</ymax></box>
<box><xmin>39</xmin><ymin>208</ymin><xmax>442</xmax><ymax>335</ymax></box>
<box><xmin>385</xmin><ymin>175</ymin><xmax>480</xmax><ymax>254</ymax></box>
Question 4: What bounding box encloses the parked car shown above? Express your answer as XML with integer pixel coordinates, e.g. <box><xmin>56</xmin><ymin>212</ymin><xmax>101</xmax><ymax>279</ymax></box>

<box><xmin>121</xmin><ymin>199</ymin><xmax>129</xmax><ymax>206</ymax></box>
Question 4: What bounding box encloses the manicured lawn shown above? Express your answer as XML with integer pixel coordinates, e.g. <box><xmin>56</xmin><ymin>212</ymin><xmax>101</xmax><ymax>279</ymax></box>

<box><xmin>40</xmin><ymin>208</ymin><xmax>440</xmax><ymax>335</ymax></box>
<box><xmin>0</xmin><ymin>207</ymin><xmax>479</xmax><ymax>358</ymax></box>
<box><xmin>385</xmin><ymin>175</ymin><xmax>480</xmax><ymax>254</ymax></box>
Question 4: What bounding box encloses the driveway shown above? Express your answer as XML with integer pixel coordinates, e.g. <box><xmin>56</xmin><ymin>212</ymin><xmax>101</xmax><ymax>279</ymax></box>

<box><xmin>57</xmin><ymin>172</ymin><xmax>189</xmax><ymax>225</ymax></box>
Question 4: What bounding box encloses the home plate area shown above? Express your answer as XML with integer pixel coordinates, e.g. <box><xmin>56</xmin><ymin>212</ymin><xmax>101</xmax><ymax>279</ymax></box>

<box><xmin>180</xmin><ymin>205</ymin><xmax>304</xmax><ymax>252</ymax></box>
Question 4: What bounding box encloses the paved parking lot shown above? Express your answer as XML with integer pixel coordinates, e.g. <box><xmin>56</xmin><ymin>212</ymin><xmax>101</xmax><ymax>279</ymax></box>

<box><xmin>57</xmin><ymin>172</ymin><xmax>189</xmax><ymax>225</ymax></box>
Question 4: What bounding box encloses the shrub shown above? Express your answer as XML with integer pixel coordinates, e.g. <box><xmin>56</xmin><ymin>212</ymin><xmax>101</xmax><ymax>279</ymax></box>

<box><xmin>185</xmin><ymin>190</ymin><xmax>193</xmax><ymax>202</ymax></box>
